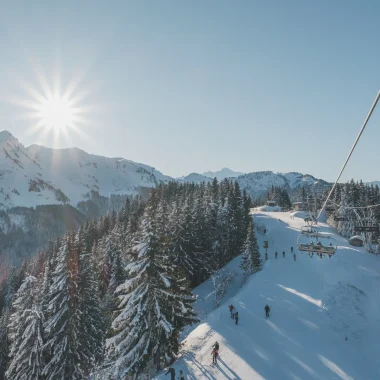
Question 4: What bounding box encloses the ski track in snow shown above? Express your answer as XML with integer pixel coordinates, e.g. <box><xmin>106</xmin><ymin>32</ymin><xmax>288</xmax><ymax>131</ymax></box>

<box><xmin>156</xmin><ymin>211</ymin><xmax>380</xmax><ymax>380</ymax></box>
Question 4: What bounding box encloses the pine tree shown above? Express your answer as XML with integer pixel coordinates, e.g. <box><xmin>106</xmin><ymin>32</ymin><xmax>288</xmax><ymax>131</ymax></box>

<box><xmin>6</xmin><ymin>275</ymin><xmax>44</xmax><ymax>380</ymax></box>
<box><xmin>76</xmin><ymin>236</ymin><xmax>105</xmax><ymax>374</ymax></box>
<box><xmin>106</xmin><ymin>202</ymin><xmax>197</xmax><ymax>377</ymax></box>
<box><xmin>240</xmin><ymin>219</ymin><xmax>261</xmax><ymax>279</ymax></box>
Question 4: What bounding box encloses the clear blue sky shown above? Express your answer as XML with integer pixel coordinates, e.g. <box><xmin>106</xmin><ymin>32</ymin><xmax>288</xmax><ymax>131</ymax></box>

<box><xmin>0</xmin><ymin>0</ymin><xmax>379</xmax><ymax>181</ymax></box>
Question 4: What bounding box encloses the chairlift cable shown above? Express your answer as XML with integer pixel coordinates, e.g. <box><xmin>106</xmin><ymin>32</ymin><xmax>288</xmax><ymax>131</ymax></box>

<box><xmin>317</xmin><ymin>90</ymin><xmax>380</xmax><ymax>221</ymax></box>
<box><xmin>327</xmin><ymin>199</ymin><xmax>380</xmax><ymax>210</ymax></box>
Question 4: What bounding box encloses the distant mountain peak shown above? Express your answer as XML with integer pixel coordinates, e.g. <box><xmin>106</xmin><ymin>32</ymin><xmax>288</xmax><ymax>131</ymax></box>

<box><xmin>0</xmin><ymin>130</ymin><xmax>17</xmax><ymax>143</ymax></box>
<box><xmin>201</xmin><ymin>168</ymin><xmax>245</xmax><ymax>180</ymax></box>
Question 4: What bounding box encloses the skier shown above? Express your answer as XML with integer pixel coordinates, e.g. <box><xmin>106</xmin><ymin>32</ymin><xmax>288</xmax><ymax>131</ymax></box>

<box><xmin>178</xmin><ymin>370</ymin><xmax>185</xmax><ymax>380</ymax></box>
<box><xmin>165</xmin><ymin>367</ymin><xmax>176</xmax><ymax>380</ymax></box>
<box><xmin>229</xmin><ymin>304</ymin><xmax>234</xmax><ymax>318</ymax></box>
<box><xmin>265</xmin><ymin>304</ymin><xmax>270</xmax><ymax>318</ymax></box>
<box><xmin>212</xmin><ymin>348</ymin><xmax>218</xmax><ymax>364</ymax></box>
<box><xmin>265</xmin><ymin>252</ymin><xmax>268</xmax><ymax>260</ymax></box>
<box><xmin>293</xmin><ymin>253</ymin><xmax>296</xmax><ymax>261</ymax></box>
<box><xmin>235</xmin><ymin>311</ymin><xmax>239</xmax><ymax>325</ymax></box>
<box><xmin>231</xmin><ymin>305</ymin><xmax>236</xmax><ymax>319</ymax></box>
<box><xmin>212</xmin><ymin>341</ymin><xmax>219</xmax><ymax>352</ymax></box>
<box><xmin>275</xmin><ymin>251</ymin><xmax>278</xmax><ymax>259</ymax></box>
<box><xmin>282</xmin><ymin>251</ymin><xmax>285</xmax><ymax>258</ymax></box>
<box><xmin>291</xmin><ymin>246</ymin><xmax>293</xmax><ymax>253</ymax></box>
<box><xmin>264</xmin><ymin>228</ymin><xmax>267</xmax><ymax>234</ymax></box>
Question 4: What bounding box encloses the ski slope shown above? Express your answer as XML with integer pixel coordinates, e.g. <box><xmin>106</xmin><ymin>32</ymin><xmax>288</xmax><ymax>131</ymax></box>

<box><xmin>157</xmin><ymin>211</ymin><xmax>380</xmax><ymax>379</ymax></box>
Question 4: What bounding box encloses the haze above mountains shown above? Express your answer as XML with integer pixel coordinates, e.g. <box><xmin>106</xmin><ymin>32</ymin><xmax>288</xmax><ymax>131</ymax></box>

<box><xmin>0</xmin><ymin>130</ymin><xmax>376</xmax><ymax>211</ymax></box>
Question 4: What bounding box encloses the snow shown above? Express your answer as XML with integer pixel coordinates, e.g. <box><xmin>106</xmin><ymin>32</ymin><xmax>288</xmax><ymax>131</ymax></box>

<box><xmin>254</xmin><ymin>205</ymin><xmax>282</xmax><ymax>212</ymax></box>
<box><xmin>155</xmin><ymin>211</ymin><xmax>380</xmax><ymax>379</ymax></box>
<box><xmin>0</xmin><ymin>131</ymin><xmax>172</xmax><ymax>209</ymax></box>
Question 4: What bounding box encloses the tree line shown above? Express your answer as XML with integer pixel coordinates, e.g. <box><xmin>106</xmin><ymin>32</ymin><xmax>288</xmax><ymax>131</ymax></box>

<box><xmin>0</xmin><ymin>179</ymin><xmax>261</xmax><ymax>379</ymax></box>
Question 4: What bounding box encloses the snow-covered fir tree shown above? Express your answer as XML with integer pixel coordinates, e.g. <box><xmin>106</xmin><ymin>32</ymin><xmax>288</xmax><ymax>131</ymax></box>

<box><xmin>6</xmin><ymin>275</ymin><xmax>44</xmax><ymax>380</ymax></box>
<box><xmin>106</xmin><ymin>199</ymin><xmax>197</xmax><ymax>378</ymax></box>
<box><xmin>240</xmin><ymin>218</ymin><xmax>261</xmax><ymax>280</ymax></box>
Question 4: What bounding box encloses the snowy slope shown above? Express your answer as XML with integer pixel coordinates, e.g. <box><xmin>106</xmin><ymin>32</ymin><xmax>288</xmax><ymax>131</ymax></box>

<box><xmin>0</xmin><ymin>130</ymin><xmax>172</xmax><ymax>209</ymax></box>
<box><xmin>156</xmin><ymin>211</ymin><xmax>380</xmax><ymax>379</ymax></box>
<box><xmin>202</xmin><ymin>168</ymin><xmax>245</xmax><ymax>180</ymax></box>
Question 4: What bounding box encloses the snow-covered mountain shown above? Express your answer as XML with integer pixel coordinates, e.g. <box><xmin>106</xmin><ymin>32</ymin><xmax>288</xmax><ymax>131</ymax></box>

<box><xmin>0</xmin><ymin>130</ymin><xmax>172</xmax><ymax>209</ymax></box>
<box><xmin>202</xmin><ymin>167</ymin><xmax>244</xmax><ymax>180</ymax></box>
<box><xmin>235</xmin><ymin>171</ymin><xmax>330</xmax><ymax>198</ymax></box>
<box><xmin>177</xmin><ymin>173</ymin><xmax>213</xmax><ymax>184</ymax></box>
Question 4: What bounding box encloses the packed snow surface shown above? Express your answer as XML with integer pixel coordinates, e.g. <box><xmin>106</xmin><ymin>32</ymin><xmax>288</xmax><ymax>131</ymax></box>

<box><xmin>156</xmin><ymin>211</ymin><xmax>380</xmax><ymax>379</ymax></box>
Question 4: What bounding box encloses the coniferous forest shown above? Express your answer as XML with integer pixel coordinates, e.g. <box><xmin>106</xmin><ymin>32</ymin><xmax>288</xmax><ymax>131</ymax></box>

<box><xmin>0</xmin><ymin>179</ymin><xmax>259</xmax><ymax>379</ymax></box>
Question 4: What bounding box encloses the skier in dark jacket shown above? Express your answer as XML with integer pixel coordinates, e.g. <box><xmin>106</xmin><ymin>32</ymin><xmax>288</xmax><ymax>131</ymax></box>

<box><xmin>265</xmin><ymin>304</ymin><xmax>270</xmax><ymax>318</ymax></box>
<box><xmin>178</xmin><ymin>370</ymin><xmax>185</xmax><ymax>380</ymax></box>
<box><xmin>291</xmin><ymin>246</ymin><xmax>294</xmax><ymax>253</ymax></box>
<box><xmin>282</xmin><ymin>251</ymin><xmax>285</xmax><ymax>258</ymax></box>
<box><xmin>165</xmin><ymin>367</ymin><xmax>176</xmax><ymax>380</ymax></box>
<box><xmin>293</xmin><ymin>253</ymin><xmax>296</xmax><ymax>261</ymax></box>
<box><xmin>235</xmin><ymin>312</ymin><xmax>239</xmax><ymax>325</ymax></box>
<box><xmin>212</xmin><ymin>341</ymin><xmax>219</xmax><ymax>351</ymax></box>
<box><xmin>275</xmin><ymin>251</ymin><xmax>278</xmax><ymax>259</ymax></box>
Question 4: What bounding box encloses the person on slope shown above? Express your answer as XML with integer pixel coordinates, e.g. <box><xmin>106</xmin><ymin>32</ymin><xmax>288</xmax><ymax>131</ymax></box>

<box><xmin>212</xmin><ymin>348</ymin><xmax>219</xmax><ymax>364</ymax></box>
<box><xmin>178</xmin><ymin>370</ymin><xmax>185</xmax><ymax>380</ymax></box>
<box><xmin>265</xmin><ymin>252</ymin><xmax>268</xmax><ymax>260</ymax></box>
<box><xmin>293</xmin><ymin>253</ymin><xmax>296</xmax><ymax>261</ymax></box>
<box><xmin>282</xmin><ymin>251</ymin><xmax>285</xmax><ymax>258</ymax></box>
<box><xmin>235</xmin><ymin>311</ymin><xmax>239</xmax><ymax>325</ymax></box>
<box><xmin>165</xmin><ymin>367</ymin><xmax>176</xmax><ymax>380</ymax></box>
<box><xmin>265</xmin><ymin>304</ymin><xmax>270</xmax><ymax>318</ymax></box>
<box><xmin>230</xmin><ymin>305</ymin><xmax>236</xmax><ymax>319</ymax></box>
<box><xmin>212</xmin><ymin>341</ymin><xmax>220</xmax><ymax>352</ymax></box>
<box><xmin>229</xmin><ymin>304</ymin><xmax>234</xmax><ymax>318</ymax></box>
<box><xmin>275</xmin><ymin>251</ymin><xmax>278</xmax><ymax>259</ymax></box>
<box><xmin>291</xmin><ymin>246</ymin><xmax>293</xmax><ymax>253</ymax></box>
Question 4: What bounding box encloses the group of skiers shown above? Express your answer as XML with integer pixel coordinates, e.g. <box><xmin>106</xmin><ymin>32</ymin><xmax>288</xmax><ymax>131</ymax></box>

<box><xmin>165</xmin><ymin>367</ymin><xmax>185</xmax><ymax>380</ymax></box>
<box><xmin>228</xmin><ymin>304</ymin><xmax>239</xmax><ymax>325</ymax></box>
<box><xmin>273</xmin><ymin>247</ymin><xmax>296</xmax><ymax>261</ymax></box>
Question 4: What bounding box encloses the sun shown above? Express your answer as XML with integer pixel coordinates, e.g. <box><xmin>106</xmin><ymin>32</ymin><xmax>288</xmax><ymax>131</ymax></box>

<box><xmin>38</xmin><ymin>95</ymin><xmax>74</xmax><ymax>131</ymax></box>
<box><xmin>9</xmin><ymin>63</ymin><xmax>96</xmax><ymax>147</ymax></box>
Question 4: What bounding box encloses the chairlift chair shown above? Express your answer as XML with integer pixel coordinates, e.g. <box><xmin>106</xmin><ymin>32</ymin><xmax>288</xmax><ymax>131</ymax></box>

<box><xmin>297</xmin><ymin>233</ymin><xmax>337</xmax><ymax>255</ymax></box>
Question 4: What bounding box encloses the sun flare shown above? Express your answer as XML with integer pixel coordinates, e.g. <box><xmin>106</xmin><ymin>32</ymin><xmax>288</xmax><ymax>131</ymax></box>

<box><xmin>10</xmin><ymin>63</ymin><xmax>96</xmax><ymax>147</ymax></box>
<box><xmin>38</xmin><ymin>95</ymin><xmax>74</xmax><ymax>131</ymax></box>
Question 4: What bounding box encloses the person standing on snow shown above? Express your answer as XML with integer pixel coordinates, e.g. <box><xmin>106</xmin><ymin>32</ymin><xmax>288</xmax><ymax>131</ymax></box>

<box><xmin>282</xmin><ymin>251</ymin><xmax>285</xmax><ymax>258</ymax></box>
<box><xmin>229</xmin><ymin>304</ymin><xmax>234</xmax><ymax>318</ymax></box>
<box><xmin>235</xmin><ymin>311</ymin><xmax>239</xmax><ymax>325</ymax></box>
<box><xmin>230</xmin><ymin>305</ymin><xmax>236</xmax><ymax>319</ymax></box>
<box><xmin>212</xmin><ymin>341</ymin><xmax>219</xmax><ymax>352</ymax></box>
<box><xmin>265</xmin><ymin>304</ymin><xmax>270</xmax><ymax>318</ymax></box>
<box><xmin>291</xmin><ymin>246</ymin><xmax>293</xmax><ymax>253</ymax></box>
<box><xmin>275</xmin><ymin>251</ymin><xmax>278</xmax><ymax>259</ymax></box>
<box><xmin>165</xmin><ymin>367</ymin><xmax>176</xmax><ymax>380</ymax></box>
<box><xmin>293</xmin><ymin>253</ymin><xmax>296</xmax><ymax>261</ymax></box>
<box><xmin>178</xmin><ymin>370</ymin><xmax>185</xmax><ymax>380</ymax></box>
<box><xmin>212</xmin><ymin>348</ymin><xmax>219</xmax><ymax>364</ymax></box>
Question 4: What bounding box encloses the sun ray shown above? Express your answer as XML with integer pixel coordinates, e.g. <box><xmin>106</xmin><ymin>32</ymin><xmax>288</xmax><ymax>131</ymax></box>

<box><xmin>7</xmin><ymin>61</ymin><xmax>99</xmax><ymax>149</ymax></box>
